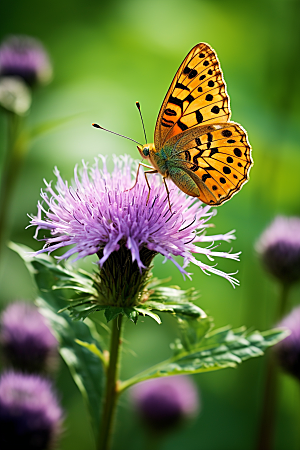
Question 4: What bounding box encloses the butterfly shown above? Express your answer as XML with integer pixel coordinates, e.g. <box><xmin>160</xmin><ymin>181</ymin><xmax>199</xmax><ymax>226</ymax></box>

<box><xmin>135</xmin><ymin>42</ymin><xmax>253</xmax><ymax>207</ymax></box>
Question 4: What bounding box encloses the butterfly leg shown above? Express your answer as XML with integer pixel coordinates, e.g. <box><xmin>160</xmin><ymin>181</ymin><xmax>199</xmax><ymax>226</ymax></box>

<box><xmin>125</xmin><ymin>162</ymin><xmax>154</xmax><ymax>192</ymax></box>
<box><xmin>162</xmin><ymin>177</ymin><xmax>172</xmax><ymax>212</ymax></box>
<box><xmin>143</xmin><ymin>170</ymin><xmax>158</xmax><ymax>205</ymax></box>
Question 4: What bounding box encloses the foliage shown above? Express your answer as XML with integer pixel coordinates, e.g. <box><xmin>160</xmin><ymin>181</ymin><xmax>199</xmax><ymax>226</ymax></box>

<box><xmin>10</xmin><ymin>243</ymin><xmax>104</xmax><ymax>439</ymax></box>
<box><xmin>10</xmin><ymin>243</ymin><xmax>206</xmax><ymax>324</ymax></box>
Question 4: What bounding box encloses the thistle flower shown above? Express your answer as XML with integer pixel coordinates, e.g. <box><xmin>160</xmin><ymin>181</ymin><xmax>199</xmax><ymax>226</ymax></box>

<box><xmin>256</xmin><ymin>216</ymin><xmax>300</xmax><ymax>286</ymax></box>
<box><xmin>131</xmin><ymin>376</ymin><xmax>199</xmax><ymax>433</ymax></box>
<box><xmin>0</xmin><ymin>371</ymin><xmax>63</xmax><ymax>450</ymax></box>
<box><xmin>0</xmin><ymin>35</ymin><xmax>52</xmax><ymax>87</ymax></box>
<box><xmin>0</xmin><ymin>301</ymin><xmax>58</xmax><ymax>373</ymax></box>
<box><xmin>28</xmin><ymin>156</ymin><xmax>240</xmax><ymax>307</ymax></box>
<box><xmin>275</xmin><ymin>306</ymin><xmax>300</xmax><ymax>380</ymax></box>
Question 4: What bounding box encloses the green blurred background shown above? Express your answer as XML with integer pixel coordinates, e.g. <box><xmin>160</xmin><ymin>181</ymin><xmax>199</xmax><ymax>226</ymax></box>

<box><xmin>1</xmin><ymin>0</ymin><xmax>300</xmax><ymax>448</ymax></box>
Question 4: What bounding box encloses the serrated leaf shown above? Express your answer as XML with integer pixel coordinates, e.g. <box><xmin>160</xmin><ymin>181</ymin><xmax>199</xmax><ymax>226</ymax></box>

<box><xmin>104</xmin><ymin>306</ymin><xmax>139</xmax><ymax>324</ymax></box>
<box><xmin>141</xmin><ymin>285</ymin><xmax>205</xmax><ymax>322</ymax></box>
<box><xmin>134</xmin><ymin>307</ymin><xmax>162</xmax><ymax>324</ymax></box>
<box><xmin>141</xmin><ymin>300</ymin><xmax>206</xmax><ymax>319</ymax></box>
<box><xmin>119</xmin><ymin>326</ymin><xmax>289</xmax><ymax>391</ymax></box>
<box><xmin>176</xmin><ymin>316</ymin><xmax>213</xmax><ymax>351</ymax></box>
<box><xmin>148</xmin><ymin>286</ymin><xmax>198</xmax><ymax>303</ymax></box>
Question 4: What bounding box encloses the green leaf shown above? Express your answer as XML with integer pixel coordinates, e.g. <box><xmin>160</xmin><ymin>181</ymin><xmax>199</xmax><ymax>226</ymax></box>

<box><xmin>75</xmin><ymin>339</ymin><xmax>107</xmax><ymax>367</ymax></box>
<box><xmin>140</xmin><ymin>286</ymin><xmax>206</xmax><ymax>321</ymax></box>
<box><xmin>37</xmin><ymin>296</ymin><xmax>104</xmax><ymax>439</ymax></box>
<box><xmin>148</xmin><ymin>286</ymin><xmax>198</xmax><ymax>303</ymax></box>
<box><xmin>9</xmin><ymin>243</ymin><xmax>205</xmax><ymax>325</ymax></box>
<box><xmin>173</xmin><ymin>316</ymin><xmax>213</xmax><ymax>353</ymax></box>
<box><xmin>119</xmin><ymin>324</ymin><xmax>289</xmax><ymax>392</ymax></box>
<box><xmin>10</xmin><ymin>243</ymin><xmax>104</xmax><ymax>439</ymax></box>
<box><xmin>134</xmin><ymin>307</ymin><xmax>162</xmax><ymax>324</ymax></box>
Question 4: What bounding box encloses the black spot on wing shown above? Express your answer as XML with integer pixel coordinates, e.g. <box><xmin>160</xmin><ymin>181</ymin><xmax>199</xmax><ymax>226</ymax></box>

<box><xmin>177</xmin><ymin>120</ymin><xmax>188</xmax><ymax>131</ymax></box>
<box><xmin>165</xmin><ymin>108</ymin><xmax>177</xmax><ymax>116</ymax></box>
<box><xmin>202</xmin><ymin>173</ymin><xmax>211</xmax><ymax>182</ymax></box>
<box><xmin>185</xmin><ymin>94</ymin><xmax>194</xmax><ymax>104</ymax></box>
<box><xmin>211</xmin><ymin>105</ymin><xmax>220</xmax><ymax>114</ymax></box>
<box><xmin>209</xmin><ymin>148</ymin><xmax>218</xmax><ymax>157</ymax></box>
<box><xmin>168</xmin><ymin>95</ymin><xmax>184</xmax><ymax>111</ymax></box>
<box><xmin>195</xmin><ymin>110</ymin><xmax>203</xmax><ymax>124</ymax></box>
<box><xmin>175</xmin><ymin>82</ymin><xmax>190</xmax><ymax>91</ymax></box>
<box><xmin>221</xmin><ymin>129</ymin><xmax>232</xmax><ymax>137</ymax></box>
<box><xmin>183</xmin><ymin>66</ymin><xmax>192</xmax><ymax>75</ymax></box>
<box><xmin>188</xmin><ymin>69</ymin><xmax>198</xmax><ymax>79</ymax></box>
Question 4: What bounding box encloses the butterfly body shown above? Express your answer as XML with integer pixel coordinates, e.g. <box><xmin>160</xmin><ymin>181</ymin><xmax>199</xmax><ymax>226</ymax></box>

<box><xmin>137</xmin><ymin>43</ymin><xmax>253</xmax><ymax>206</ymax></box>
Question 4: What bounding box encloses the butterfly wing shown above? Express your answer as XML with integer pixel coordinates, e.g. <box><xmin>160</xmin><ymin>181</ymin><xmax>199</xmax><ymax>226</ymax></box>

<box><xmin>166</xmin><ymin>122</ymin><xmax>252</xmax><ymax>205</ymax></box>
<box><xmin>154</xmin><ymin>43</ymin><xmax>231</xmax><ymax>150</ymax></box>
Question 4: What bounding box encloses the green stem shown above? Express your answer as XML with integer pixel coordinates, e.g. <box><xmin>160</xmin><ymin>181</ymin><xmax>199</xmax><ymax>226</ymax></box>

<box><xmin>97</xmin><ymin>315</ymin><xmax>123</xmax><ymax>450</ymax></box>
<box><xmin>256</xmin><ymin>282</ymin><xmax>291</xmax><ymax>450</ymax></box>
<box><xmin>0</xmin><ymin>112</ymin><xmax>27</xmax><ymax>257</ymax></box>
<box><xmin>145</xmin><ymin>431</ymin><xmax>163</xmax><ymax>450</ymax></box>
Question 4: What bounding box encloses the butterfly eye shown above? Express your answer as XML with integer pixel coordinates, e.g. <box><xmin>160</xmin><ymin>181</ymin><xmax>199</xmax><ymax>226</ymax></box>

<box><xmin>143</xmin><ymin>147</ymin><xmax>150</xmax><ymax>157</ymax></box>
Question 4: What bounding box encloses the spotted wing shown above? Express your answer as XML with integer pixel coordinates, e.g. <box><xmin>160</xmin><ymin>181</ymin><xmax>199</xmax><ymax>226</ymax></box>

<box><xmin>154</xmin><ymin>43</ymin><xmax>231</xmax><ymax>150</ymax></box>
<box><xmin>166</xmin><ymin>122</ymin><xmax>252</xmax><ymax>205</ymax></box>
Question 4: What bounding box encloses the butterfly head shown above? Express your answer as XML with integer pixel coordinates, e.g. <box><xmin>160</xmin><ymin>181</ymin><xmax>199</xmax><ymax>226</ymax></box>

<box><xmin>137</xmin><ymin>143</ymin><xmax>155</xmax><ymax>161</ymax></box>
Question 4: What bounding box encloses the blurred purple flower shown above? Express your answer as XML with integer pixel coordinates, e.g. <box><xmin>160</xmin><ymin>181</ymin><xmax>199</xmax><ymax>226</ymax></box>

<box><xmin>0</xmin><ymin>301</ymin><xmax>58</xmax><ymax>373</ymax></box>
<box><xmin>0</xmin><ymin>371</ymin><xmax>63</xmax><ymax>450</ymax></box>
<box><xmin>275</xmin><ymin>306</ymin><xmax>300</xmax><ymax>380</ymax></box>
<box><xmin>28</xmin><ymin>155</ymin><xmax>240</xmax><ymax>286</ymax></box>
<box><xmin>131</xmin><ymin>376</ymin><xmax>199</xmax><ymax>433</ymax></box>
<box><xmin>0</xmin><ymin>35</ymin><xmax>52</xmax><ymax>87</ymax></box>
<box><xmin>256</xmin><ymin>216</ymin><xmax>300</xmax><ymax>285</ymax></box>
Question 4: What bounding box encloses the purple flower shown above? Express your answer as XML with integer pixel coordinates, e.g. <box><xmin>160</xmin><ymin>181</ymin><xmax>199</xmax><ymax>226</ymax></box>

<box><xmin>256</xmin><ymin>216</ymin><xmax>300</xmax><ymax>285</ymax></box>
<box><xmin>28</xmin><ymin>155</ymin><xmax>240</xmax><ymax>287</ymax></box>
<box><xmin>131</xmin><ymin>376</ymin><xmax>199</xmax><ymax>432</ymax></box>
<box><xmin>275</xmin><ymin>306</ymin><xmax>300</xmax><ymax>380</ymax></box>
<box><xmin>0</xmin><ymin>301</ymin><xmax>58</xmax><ymax>373</ymax></box>
<box><xmin>0</xmin><ymin>35</ymin><xmax>52</xmax><ymax>87</ymax></box>
<box><xmin>0</xmin><ymin>371</ymin><xmax>63</xmax><ymax>450</ymax></box>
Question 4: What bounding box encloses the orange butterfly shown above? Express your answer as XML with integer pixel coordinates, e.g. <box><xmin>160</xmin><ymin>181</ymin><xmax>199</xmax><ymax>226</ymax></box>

<box><xmin>135</xmin><ymin>43</ymin><xmax>253</xmax><ymax>207</ymax></box>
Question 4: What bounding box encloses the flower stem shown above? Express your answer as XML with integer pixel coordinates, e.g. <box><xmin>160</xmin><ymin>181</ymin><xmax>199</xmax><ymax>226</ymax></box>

<box><xmin>256</xmin><ymin>282</ymin><xmax>291</xmax><ymax>450</ymax></box>
<box><xmin>97</xmin><ymin>315</ymin><xmax>123</xmax><ymax>450</ymax></box>
<box><xmin>0</xmin><ymin>112</ymin><xmax>27</xmax><ymax>258</ymax></box>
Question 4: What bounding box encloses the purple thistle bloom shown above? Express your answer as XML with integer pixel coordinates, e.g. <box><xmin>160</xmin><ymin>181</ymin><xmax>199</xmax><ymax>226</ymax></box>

<box><xmin>131</xmin><ymin>376</ymin><xmax>199</xmax><ymax>432</ymax></box>
<box><xmin>0</xmin><ymin>301</ymin><xmax>58</xmax><ymax>373</ymax></box>
<box><xmin>0</xmin><ymin>371</ymin><xmax>63</xmax><ymax>450</ymax></box>
<box><xmin>28</xmin><ymin>155</ymin><xmax>240</xmax><ymax>287</ymax></box>
<box><xmin>0</xmin><ymin>35</ymin><xmax>52</xmax><ymax>87</ymax></box>
<box><xmin>275</xmin><ymin>306</ymin><xmax>300</xmax><ymax>380</ymax></box>
<box><xmin>256</xmin><ymin>216</ymin><xmax>300</xmax><ymax>285</ymax></box>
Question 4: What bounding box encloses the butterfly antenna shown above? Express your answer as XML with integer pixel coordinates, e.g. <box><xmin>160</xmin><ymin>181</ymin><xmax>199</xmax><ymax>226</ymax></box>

<box><xmin>92</xmin><ymin>123</ymin><xmax>142</xmax><ymax>145</ymax></box>
<box><xmin>136</xmin><ymin>101</ymin><xmax>147</xmax><ymax>143</ymax></box>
